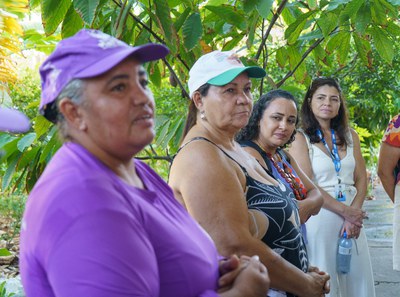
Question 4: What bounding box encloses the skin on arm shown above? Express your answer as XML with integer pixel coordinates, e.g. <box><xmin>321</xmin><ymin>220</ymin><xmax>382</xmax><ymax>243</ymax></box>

<box><xmin>169</xmin><ymin>142</ymin><xmax>329</xmax><ymax>297</ymax></box>
<box><xmin>288</xmin><ymin>132</ymin><xmax>365</xmax><ymax>228</ymax></box>
<box><xmin>378</xmin><ymin>142</ymin><xmax>400</xmax><ymax>203</ymax></box>
<box><xmin>340</xmin><ymin>129</ymin><xmax>368</xmax><ymax>238</ymax></box>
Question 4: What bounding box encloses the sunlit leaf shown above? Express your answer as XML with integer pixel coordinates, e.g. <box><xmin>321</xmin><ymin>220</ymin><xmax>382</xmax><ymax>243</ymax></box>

<box><xmin>205</xmin><ymin>5</ymin><xmax>246</xmax><ymax>31</ymax></box>
<box><xmin>285</xmin><ymin>11</ymin><xmax>315</xmax><ymax>45</ymax></box>
<box><xmin>337</xmin><ymin>30</ymin><xmax>351</xmax><ymax>66</ymax></box>
<box><xmin>73</xmin><ymin>0</ymin><xmax>100</xmax><ymax>26</ymax></box>
<box><xmin>317</xmin><ymin>12</ymin><xmax>338</xmax><ymax>38</ymax></box>
<box><xmin>369</xmin><ymin>26</ymin><xmax>394</xmax><ymax>64</ymax></box>
<box><xmin>174</xmin><ymin>7</ymin><xmax>190</xmax><ymax>32</ymax></box>
<box><xmin>243</xmin><ymin>0</ymin><xmax>259</xmax><ymax>13</ymax></box>
<box><xmin>371</xmin><ymin>0</ymin><xmax>387</xmax><ymax>26</ymax></box>
<box><xmin>17</xmin><ymin>132</ymin><xmax>36</xmax><ymax>152</ymax></box>
<box><xmin>183</xmin><ymin>13</ymin><xmax>202</xmax><ymax>51</ymax></box>
<box><xmin>355</xmin><ymin>2</ymin><xmax>371</xmax><ymax>34</ymax></box>
<box><xmin>154</xmin><ymin>0</ymin><xmax>176</xmax><ymax>50</ymax></box>
<box><xmin>61</xmin><ymin>4</ymin><xmax>84</xmax><ymax>38</ymax></box>
<box><xmin>42</xmin><ymin>0</ymin><xmax>72</xmax><ymax>35</ymax></box>
<box><xmin>353</xmin><ymin>34</ymin><xmax>372</xmax><ymax>67</ymax></box>
<box><xmin>256</xmin><ymin>0</ymin><xmax>273</xmax><ymax>19</ymax></box>
<box><xmin>339</xmin><ymin>0</ymin><xmax>363</xmax><ymax>24</ymax></box>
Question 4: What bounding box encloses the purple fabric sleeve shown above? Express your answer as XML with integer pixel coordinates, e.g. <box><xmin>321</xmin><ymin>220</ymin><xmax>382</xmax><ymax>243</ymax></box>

<box><xmin>20</xmin><ymin>143</ymin><xmax>221</xmax><ymax>297</ymax></box>
<box><xmin>48</xmin><ymin>209</ymin><xmax>159</xmax><ymax>296</ymax></box>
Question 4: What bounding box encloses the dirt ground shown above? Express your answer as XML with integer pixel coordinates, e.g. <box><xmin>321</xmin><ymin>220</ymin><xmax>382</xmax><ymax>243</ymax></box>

<box><xmin>0</xmin><ymin>215</ymin><xmax>20</xmax><ymax>278</ymax></box>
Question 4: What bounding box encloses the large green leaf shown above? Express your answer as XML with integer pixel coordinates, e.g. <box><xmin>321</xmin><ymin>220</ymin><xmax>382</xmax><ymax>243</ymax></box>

<box><xmin>73</xmin><ymin>0</ymin><xmax>100</xmax><ymax>26</ymax></box>
<box><xmin>371</xmin><ymin>0</ymin><xmax>388</xmax><ymax>26</ymax></box>
<box><xmin>287</xmin><ymin>46</ymin><xmax>306</xmax><ymax>82</ymax></box>
<box><xmin>256</xmin><ymin>0</ymin><xmax>273</xmax><ymax>19</ymax></box>
<box><xmin>276</xmin><ymin>47</ymin><xmax>288</xmax><ymax>68</ymax></box>
<box><xmin>33</xmin><ymin>115</ymin><xmax>52</xmax><ymax>140</ymax></box>
<box><xmin>17</xmin><ymin>132</ymin><xmax>36</xmax><ymax>152</ymax></box>
<box><xmin>337</xmin><ymin>30</ymin><xmax>351</xmax><ymax>66</ymax></box>
<box><xmin>154</xmin><ymin>0</ymin><xmax>176</xmax><ymax>50</ymax></box>
<box><xmin>307</xmin><ymin>0</ymin><xmax>318</xmax><ymax>9</ymax></box>
<box><xmin>339</xmin><ymin>0</ymin><xmax>363</xmax><ymax>24</ymax></box>
<box><xmin>325</xmin><ymin>31</ymin><xmax>346</xmax><ymax>54</ymax></box>
<box><xmin>17</xmin><ymin>146</ymin><xmax>41</xmax><ymax>171</ymax></box>
<box><xmin>285</xmin><ymin>11</ymin><xmax>315</xmax><ymax>45</ymax></box>
<box><xmin>0</xmin><ymin>133</ymin><xmax>16</xmax><ymax>149</ymax></box>
<box><xmin>41</xmin><ymin>0</ymin><xmax>72</xmax><ymax>35</ymax></box>
<box><xmin>355</xmin><ymin>2</ymin><xmax>371</xmax><ymax>34</ymax></box>
<box><xmin>2</xmin><ymin>151</ymin><xmax>21</xmax><ymax>190</ymax></box>
<box><xmin>61</xmin><ymin>4</ymin><xmax>84</xmax><ymax>38</ymax></box>
<box><xmin>386</xmin><ymin>22</ymin><xmax>400</xmax><ymax>37</ymax></box>
<box><xmin>369</xmin><ymin>26</ymin><xmax>394</xmax><ymax>64</ymax></box>
<box><xmin>182</xmin><ymin>13</ymin><xmax>202</xmax><ymax>51</ymax></box>
<box><xmin>149</xmin><ymin>61</ymin><xmax>162</xmax><ymax>88</ymax></box>
<box><xmin>317</xmin><ymin>12</ymin><xmax>338</xmax><ymax>38</ymax></box>
<box><xmin>174</xmin><ymin>7</ymin><xmax>190</xmax><ymax>32</ymax></box>
<box><xmin>376</xmin><ymin>0</ymin><xmax>398</xmax><ymax>17</ymax></box>
<box><xmin>0</xmin><ymin>248</ymin><xmax>12</xmax><ymax>256</ymax></box>
<box><xmin>223</xmin><ymin>34</ymin><xmax>245</xmax><ymax>51</ymax></box>
<box><xmin>246</xmin><ymin>11</ymin><xmax>258</xmax><ymax>49</ymax></box>
<box><xmin>205</xmin><ymin>5</ymin><xmax>247</xmax><ymax>31</ymax></box>
<box><xmin>326</xmin><ymin>0</ymin><xmax>350</xmax><ymax>11</ymax></box>
<box><xmin>353</xmin><ymin>34</ymin><xmax>372</xmax><ymax>67</ymax></box>
<box><xmin>39</xmin><ymin>126</ymin><xmax>60</xmax><ymax>163</ymax></box>
<box><xmin>243</xmin><ymin>0</ymin><xmax>259</xmax><ymax>13</ymax></box>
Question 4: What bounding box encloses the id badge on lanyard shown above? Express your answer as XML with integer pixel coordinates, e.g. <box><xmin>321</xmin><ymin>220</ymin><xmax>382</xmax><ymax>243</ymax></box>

<box><xmin>317</xmin><ymin>129</ymin><xmax>345</xmax><ymax>201</ymax></box>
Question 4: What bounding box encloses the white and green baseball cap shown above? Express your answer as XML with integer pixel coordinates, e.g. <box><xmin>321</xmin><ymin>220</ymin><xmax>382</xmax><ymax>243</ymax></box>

<box><xmin>188</xmin><ymin>50</ymin><xmax>266</xmax><ymax>98</ymax></box>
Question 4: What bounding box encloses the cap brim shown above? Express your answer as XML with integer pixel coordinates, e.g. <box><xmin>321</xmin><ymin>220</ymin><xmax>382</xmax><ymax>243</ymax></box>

<box><xmin>0</xmin><ymin>107</ymin><xmax>30</xmax><ymax>133</ymax></box>
<box><xmin>207</xmin><ymin>66</ymin><xmax>266</xmax><ymax>86</ymax></box>
<box><xmin>76</xmin><ymin>43</ymin><xmax>169</xmax><ymax>78</ymax></box>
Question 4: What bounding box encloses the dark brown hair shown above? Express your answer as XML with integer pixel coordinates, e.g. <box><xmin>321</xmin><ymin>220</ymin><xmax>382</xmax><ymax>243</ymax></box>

<box><xmin>236</xmin><ymin>89</ymin><xmax>298</xmax><ymax>146</ymax></box>
<box><xmin>180</xmin><ymin>83</ymin><xmax>211</xmax><ymax>144</ymax></box>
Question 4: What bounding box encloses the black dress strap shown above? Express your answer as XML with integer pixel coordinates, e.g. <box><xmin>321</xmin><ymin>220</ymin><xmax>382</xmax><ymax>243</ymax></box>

<box><xmin>239</xmin><ymin>140</ymin><xmax>273</xmax><ymax>175</ymax></box>
<box><xmin>176</xmin><ymin>136</ymin><xmax>249</xmax><ymax>175</ymax></box>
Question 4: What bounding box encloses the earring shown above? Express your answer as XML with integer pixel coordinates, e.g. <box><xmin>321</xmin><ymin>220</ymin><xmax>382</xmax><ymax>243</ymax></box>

<box><xmin>200</xmin><ymin>111</ymin><xmax>206</xmax><ymax>121</ymax></box>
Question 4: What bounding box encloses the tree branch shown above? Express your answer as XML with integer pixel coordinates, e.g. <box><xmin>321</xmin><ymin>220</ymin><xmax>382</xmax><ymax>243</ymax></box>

<box><xmin>135</xmin><ymin>155</ymin><xmax>174</xmax><ymax>163</ymax></box>
<box><xmin>111</xmin><ymin>0</ymin><xmax>190</xmax><ymax>99</ymax></box>
<box><xmin>255</xmin><ymin>0</ymin><xmax>288</xmax><ymax>61</ymax></box>
<box><xmin>276</xmin><ymin>37</ymin><xmax>324</xmax><ymax>88</ymax></box>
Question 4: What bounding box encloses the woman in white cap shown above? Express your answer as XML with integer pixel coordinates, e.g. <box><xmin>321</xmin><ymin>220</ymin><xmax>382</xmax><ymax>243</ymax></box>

<box><xmin>20</xmin><ymin>30</ymin><xmax>269</xmax><ymax>297</ymax></box>
<box><xmin>169</xmin><ymin>51</ymin><xmax>330</xmax><ymax>297</ymax></box>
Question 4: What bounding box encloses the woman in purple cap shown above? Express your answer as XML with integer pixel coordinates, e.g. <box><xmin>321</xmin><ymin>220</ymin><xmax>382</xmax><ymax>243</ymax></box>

<box><xmin>19</xmin><ymin>29</ymin><xmax>269</xmax><ymax>297</ymax></box>
<box><xmin>169</xmin><ymin>51</ymin><xmax>330</xmax><ymax>297</ymax></box>
<box><xmin>0</xmin><ymin>107</ymin><xmax>30</xmax><ymax>133</ymax></box>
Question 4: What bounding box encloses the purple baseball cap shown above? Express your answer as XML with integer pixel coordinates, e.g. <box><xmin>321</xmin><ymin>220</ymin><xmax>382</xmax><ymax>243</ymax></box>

<box><xmin>0</xmin><ymin>107</ymin><xmax>30</xmax><ymax>133</ymax></box>
<box><xmin>39</xmin><ymin>29</ymin><xmax>169</xmax><ymax>121</ymax></box>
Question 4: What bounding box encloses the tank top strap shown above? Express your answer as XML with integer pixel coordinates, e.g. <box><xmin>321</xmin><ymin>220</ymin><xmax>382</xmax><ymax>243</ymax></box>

<box><xmin>177</xmin><ymin>137</ymin><xmax>250</xmax><ymax>176</ymax></box>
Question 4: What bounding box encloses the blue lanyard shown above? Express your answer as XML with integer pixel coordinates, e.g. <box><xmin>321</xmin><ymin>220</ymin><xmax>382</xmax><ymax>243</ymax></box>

<box><xmin>316</xmin><ymin>129</ymin><xmax>341</xmax><ymax>183</ymax></box>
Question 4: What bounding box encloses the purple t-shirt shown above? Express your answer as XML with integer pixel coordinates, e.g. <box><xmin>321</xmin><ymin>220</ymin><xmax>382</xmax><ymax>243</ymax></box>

<box><xmin>20</xmin><ymin>142</ymin><xmax>219</xmax><ymax>297</ymax></box>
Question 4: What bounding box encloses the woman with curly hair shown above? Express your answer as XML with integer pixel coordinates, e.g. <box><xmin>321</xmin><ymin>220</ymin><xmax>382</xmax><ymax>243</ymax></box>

<box><xmin>236</xmin><ymin>90</ymin><xmax>323</xmax><ymax>234</ymax></box>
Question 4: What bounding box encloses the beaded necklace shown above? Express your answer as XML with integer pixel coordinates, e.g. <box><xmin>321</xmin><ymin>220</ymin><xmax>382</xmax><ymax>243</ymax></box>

<box><xmin>267</xmin><ymin>152</ymin><xmax>307</xmax><ymax>201</ymax></box>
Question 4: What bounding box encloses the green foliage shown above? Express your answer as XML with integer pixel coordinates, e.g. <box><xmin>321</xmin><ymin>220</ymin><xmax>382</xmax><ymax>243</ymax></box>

<box><xmin>0</xmin><ymin>193</ymin><xmax>26</xmax><ymax>244</ymax></box>
<box><xmin>0</xmin><ymin>281</ymin><xmax>15</xmax><ymax>297</ymax></box>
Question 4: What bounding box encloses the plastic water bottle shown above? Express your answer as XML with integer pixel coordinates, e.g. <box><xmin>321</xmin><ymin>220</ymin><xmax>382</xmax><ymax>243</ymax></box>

<box><xmin>337</xmin><ymin>231</ymin><xmax>352</xmax><ymax>274</ymax></box>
